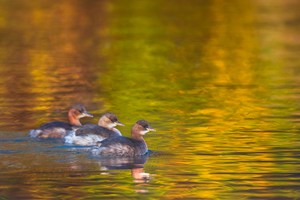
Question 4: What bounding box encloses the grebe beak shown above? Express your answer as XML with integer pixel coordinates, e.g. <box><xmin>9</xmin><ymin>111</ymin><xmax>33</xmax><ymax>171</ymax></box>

<box><xmin>115</xmin><ymin>121</ymin><xmax>125</xmax><ymax>126</ymax></box>
<box><xmin>83</xmin><ymin>112</ymin><xmax>93</xmax><ymax>118</ymax></box>
<box><xmin>147</xmin><ymin>128</ymin><xmax>156</xmax><ymax>132</ymax></box>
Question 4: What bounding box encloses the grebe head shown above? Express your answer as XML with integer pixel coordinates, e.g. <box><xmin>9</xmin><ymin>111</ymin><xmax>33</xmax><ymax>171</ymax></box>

<box><xmin>98</xmin><ymin>112</ymin><xmax>124</xmax><ymax>129</ymax></box>
<box><xmin>69</xmin><ymin>104</ymin><xmax>93</xmax><ymax>119</ymax></box>
<box><xmin>132</xmin><ymin>120</ymin><xmax>155</xmax><ymax>136</ymax></box>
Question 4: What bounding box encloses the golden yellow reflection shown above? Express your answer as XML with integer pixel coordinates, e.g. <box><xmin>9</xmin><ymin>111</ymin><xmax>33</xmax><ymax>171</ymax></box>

<box><xmin>0</xmin><ymin>0</ymin><xmax>300</xmax><ymax>199</ymax></box>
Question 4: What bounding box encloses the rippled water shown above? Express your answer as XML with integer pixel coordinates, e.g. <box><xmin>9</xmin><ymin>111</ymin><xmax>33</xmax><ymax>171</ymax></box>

<box><xmin>1</xmin><ymin>0</ymin><xmax>300</xmax><ymax>199</ymax></box>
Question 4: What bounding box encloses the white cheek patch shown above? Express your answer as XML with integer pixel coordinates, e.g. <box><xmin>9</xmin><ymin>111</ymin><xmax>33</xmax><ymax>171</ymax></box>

<box><xmin>78</xmin><ymin>113</ymin><xmax>87</xmax><ymax>118</ymax></box>
<box><xmin>107</xmin><ymin>123</ymin><xmax>117</xmax><ymax>129</ymax></box>
<box><xmin>140</xmin><ymin>130</ymin><xmax>149</xmax><ymax>135</ymax></box>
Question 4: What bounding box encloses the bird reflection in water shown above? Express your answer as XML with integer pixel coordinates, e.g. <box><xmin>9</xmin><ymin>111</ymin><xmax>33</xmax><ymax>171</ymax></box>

<box><xmin>131</xmin><ymin>165</ymin><xmax>150</xmax><ymax>193</ymax></box>
<box><xmin>96</xmin><ymin>152</ymin><xmax>152</xmax><ymax>192</ymax></box>
<box><xmin>63</xmin><ymin>146</ymin><xmax>152</xmax><ymax>193</ymax></box>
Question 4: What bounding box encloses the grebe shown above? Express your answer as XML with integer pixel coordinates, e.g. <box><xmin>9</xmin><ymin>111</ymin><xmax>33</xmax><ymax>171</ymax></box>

<box><xmin>91</xmin><ymin>120</ymin><xmax>155</xmax><ymax>157</ymax></box>
<box><xmin>64</xmin><ymin>112</ymin><xmax>124</xmax><ymax>146</ymax></box>
<box><xmin>29</xmin><ymin>104</ymin><xmax>93</xmax><ymax>139</ymax></box>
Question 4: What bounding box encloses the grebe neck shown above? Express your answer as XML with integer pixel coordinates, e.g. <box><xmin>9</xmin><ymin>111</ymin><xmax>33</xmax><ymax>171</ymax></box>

<box><xmin>131</xmin><ymin>126</ymin><xmax>145</xmax><ymax>141</ymax></box>
<box><xmin>68</xmin><ymin>109</ymin><xmax>82</xmax><ymax>126</ymax></box>
<box><xmin>98</xmin><ymin>116</ymin><xmax>113</xmax><ymax>130</ymax></box>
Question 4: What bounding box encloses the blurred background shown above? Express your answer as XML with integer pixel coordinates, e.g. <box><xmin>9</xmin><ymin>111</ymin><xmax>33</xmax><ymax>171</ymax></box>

<box><xmin>0</xmin><ymin>0</ymin><xmax>300</xmax><ymax>199</ymax></box>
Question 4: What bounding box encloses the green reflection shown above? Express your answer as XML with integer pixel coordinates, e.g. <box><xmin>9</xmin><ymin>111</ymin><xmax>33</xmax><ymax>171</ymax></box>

<box><xmin>93</xmin><ymin>0</ymin><xmax>300</xmax><ymax>199</ymax></box>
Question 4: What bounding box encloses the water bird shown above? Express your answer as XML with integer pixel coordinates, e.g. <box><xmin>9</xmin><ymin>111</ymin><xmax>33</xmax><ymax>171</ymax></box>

<box><xmin>64</xmin><ymin>112</ymin><xmax>124</xmax><ymax>146</ymax></box>
<box><xmin>29</xmin><ymin>104</ymin><xmax>93</xmax><ymax>139</ymax></box>
<box><xmin>91</xmin><ymin>120</ymin><xmax>155</xmax><ymax>157</ymax></box>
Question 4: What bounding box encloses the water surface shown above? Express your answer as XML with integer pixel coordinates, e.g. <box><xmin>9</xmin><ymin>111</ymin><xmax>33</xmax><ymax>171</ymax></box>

<box><xmin>0</xmin><ymin>0</ymin><xmax>300</xmax><ymax>199</ymax></box>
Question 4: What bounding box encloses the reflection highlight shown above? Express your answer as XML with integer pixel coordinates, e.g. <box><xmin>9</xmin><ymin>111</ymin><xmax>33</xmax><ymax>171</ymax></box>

<box><xmin>0</xmin><ymin>0</ymin><xmax>300</xmax><ymax>199</ymax></box>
